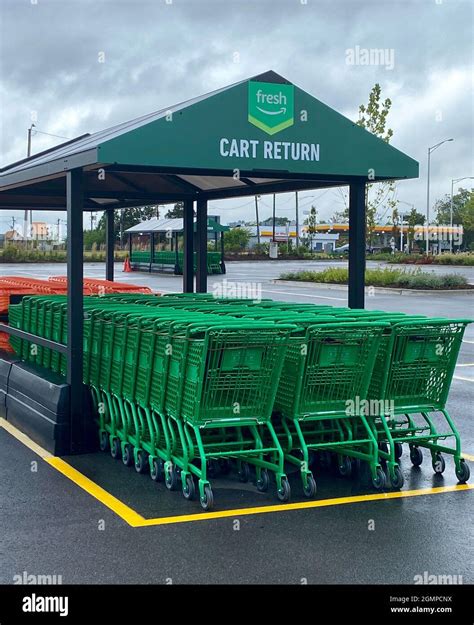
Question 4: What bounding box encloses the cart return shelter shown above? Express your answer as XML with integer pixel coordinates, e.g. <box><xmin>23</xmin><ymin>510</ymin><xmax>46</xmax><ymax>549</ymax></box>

<box><xmin>126</xmin><ymin>217</ymin><xmax>228</xmax><ymax>275</ymax></box>
<box><xmin>0</xmin><ymin>71</ymin><xmax>418</xmax><ymax>453</ymax></box>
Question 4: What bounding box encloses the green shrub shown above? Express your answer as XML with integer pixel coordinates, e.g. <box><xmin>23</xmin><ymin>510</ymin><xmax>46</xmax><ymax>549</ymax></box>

<box><xmin>279</xmin><ymin>266</ymin><xmax>469</xmax><ymax>289</ymax></box>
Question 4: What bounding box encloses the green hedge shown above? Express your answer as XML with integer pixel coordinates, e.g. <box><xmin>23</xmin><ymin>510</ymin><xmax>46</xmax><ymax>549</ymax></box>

<box><xmin>279</xmin><ymin>266</ymin><xmax>471</xmax><ymax>290</ymax></box>
<box><xmin>0</xmin><ymin>248</ymin><xmax>127</xmax><ymax>263</ymax></box>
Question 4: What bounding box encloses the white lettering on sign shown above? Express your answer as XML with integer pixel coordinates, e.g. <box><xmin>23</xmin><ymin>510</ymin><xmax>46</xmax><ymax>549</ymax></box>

<box><xmin>220</xmin><ymin>138</ymin><xmax>320</xmax><ymax>162</ymax></box>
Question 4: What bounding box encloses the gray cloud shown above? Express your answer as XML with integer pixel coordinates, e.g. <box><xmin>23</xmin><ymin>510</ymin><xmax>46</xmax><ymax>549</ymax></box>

<box><xmin>0</xmin><ymin>0</ymin><xmax>472</xmax><ymax>228</ymax></box>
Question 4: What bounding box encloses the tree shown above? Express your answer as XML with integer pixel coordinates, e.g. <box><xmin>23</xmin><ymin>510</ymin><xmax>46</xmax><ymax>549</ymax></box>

<box><xmin>435</xmin><ymin>188</ymin><xmax>474</xmax><ymax>250</ymax></box>
<box><xmin>97</xmin><ymin>205</ymin><xmax>158</xmax><ymax>246</ymax></box>
<box><xmin>261</xmin><ymin>216</ymin><xmax>289</xmax><ymax>226</ymax></box>
<box><xmin>304</xmin><ymin>206</ymin><xmax>317</xmax><ymax>249</ymax></box>
<box><xmin>406</xmin><ymin>208</ymin><xmax>426</xmax><ymax>252</ymax></box>
<box><xmin>165</xmin><ymin>202</ymin><xmax>185</xmax><ymax>219</ymax></box>
<box><xmin>223</xmin><ymin>227</ymin><xmax>251</xmax><ymax>254</ymax></box>
<box><xmin>83</xmin><ymin>228</ymin><xmax>105</xmax><ymax>250</ymax></box>
<box><xmin>329</xmin><ymin>211</ymin><xmax>349</xmax><ymax>224</ymax></box>
<box><xmin>342</xmin><ymin>84</ymin><xmax>397</xmax><ymax>245</ymax></box>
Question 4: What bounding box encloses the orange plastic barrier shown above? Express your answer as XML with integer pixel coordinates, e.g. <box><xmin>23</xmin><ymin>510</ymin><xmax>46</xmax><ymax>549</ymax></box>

<box><xmin>48</xmin><ymin>276</ymin><xmax>153</xmax><ymax>294</ymax></box>
<box><xmin>0</xmin><ymin>276</ymin><xmax>155</xmax><ymax>353</ymax></box>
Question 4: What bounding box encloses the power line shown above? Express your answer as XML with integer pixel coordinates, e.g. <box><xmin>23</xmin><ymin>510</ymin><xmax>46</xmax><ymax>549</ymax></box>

<box><xmin>32</xmin><ymin>129</ymin><xmax>71</xmax><ymax>140</ymax></box>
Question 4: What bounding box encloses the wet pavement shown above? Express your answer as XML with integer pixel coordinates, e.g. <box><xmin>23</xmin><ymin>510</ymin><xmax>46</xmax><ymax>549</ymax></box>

<box><xmin>0</xmin><ymin>261</ymin><xmax>473</xmax><ymax>584</ymax></box>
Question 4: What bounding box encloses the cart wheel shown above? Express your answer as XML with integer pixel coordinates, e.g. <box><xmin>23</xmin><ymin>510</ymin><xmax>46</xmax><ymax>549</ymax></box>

<box><xmin>303</xmin><ymin>475</ymin><xmax>317</xmax><ymax>498</ymax></box>
<box><xmin>165</xmin><ymin>465</ymin><xmax>179</xmax><ymax>491</ymax></box>
<box><xmin>256</xmin><ymin>469</ymin><xmax>270</xmax><ymax>492</ymax></box>
<box><xmin>455</xmin><ymin>459</ymin><xmax>470</xmax><ymax>484</ymax></box>
<box><xmin>238</xmin><ymin>462</ymin><xmax>250</xmax><ymax>483</ymax></box>
<box><xmin>110</xmin><ymin>438</ymin><xmax>121</xmax><ymax>460</ymax></box>
<box><xmin>409</xmin><ymin>446</ymin><xmax>423</xmax><ymax>467</ymax></box>
<box><xmin>394</xmin><ymin>443</ymin><xmax>403</xmax><ymax>460</ymax></box>
<box><xmin>200</xmin><ymin>485</ymin><xmax>214</xmax><ymax>511</ymax></box>
<box><xmin>218</xmin><ymin>459</ymin><xmax>232</xmax><ymax>475</ymax></box>
<box><xmin>122</xmin><ymin>443</ymin><xmax>134</xmax><ymax>467</ymax></box>
<box><xmin>150</xmin><ymin>458</ymin><xmax>164</xmax><ymax>482</ymax></box>
<box><xmin>391</xmin><ymin>466</ymin><xmax>404</xmax><ymax>490</ymax></box>
<box><xmin>432</xmin><ymin>453</ymin><xmax>446</xmax><ymax>475</ymax></box>
<box><xmin>182</xmin><ymin>475</ymin><xmax>195</xmax><ymax>501</ymax></box>
<box><xmin>372</xmin><ymin>467</ymin><xmax>386</xmax><ymax>490</ymax></box>
<box><xmin>277</xmin><ymin>477</ymin><xmax>291</xmax><ymax>502</ymax></box>
<box><xmin>338</xmin><ymin>456</ymin><xmax>352</xmax><ymax>478</ymax></box>
<box><xmin>99</xmin><ymin>432</ymin><xmax>109</xmax><ymax>452</ymax></box>
<box><xmin>135</xmin><ymin>450</ymin><xmax>148</xmax><ymax>474</ymax></box>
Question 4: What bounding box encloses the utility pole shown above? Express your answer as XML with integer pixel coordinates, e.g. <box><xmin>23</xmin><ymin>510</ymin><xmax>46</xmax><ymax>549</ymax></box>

<box><xmin>24</xmin><ymin>124</ymin><xmax>36</xmax><ymax>247</ymax></box>
<box><xmin>272</xmin><ymin>194</ymin><xmax>276</xmax><ymax>242</ymax></box>
<box><xmin>10</xmin><ymin>216</ymin><xmax>16</xmax><ymax>232</ymax></box>
<box><xmin>57</xmin><ymin>218</ymin><xmax>61</xmax><ymax>243</ymax></box>
<box><xmin>255</xmin><ymin>195</ymin><xmax>260</xmax><ymax>245</ymax></box>
<box><xmin>295</xmin><ymin>191</ymin><xmax>299</xmax><ymax>249</ymax></box>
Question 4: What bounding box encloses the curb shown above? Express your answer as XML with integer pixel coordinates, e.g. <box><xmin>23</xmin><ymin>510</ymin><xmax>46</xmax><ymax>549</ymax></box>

<box><xmin>273</xmin><ymin>280</ymin><xmax>474</xmax><ymax>296</ymax></box>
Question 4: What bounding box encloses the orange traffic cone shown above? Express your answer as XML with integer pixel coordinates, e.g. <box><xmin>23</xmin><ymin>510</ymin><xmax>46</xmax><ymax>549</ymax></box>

<box><xmin>123</xmin><ymin>256</ymin><xmax>132</xmax><ymax>272</ymax></box>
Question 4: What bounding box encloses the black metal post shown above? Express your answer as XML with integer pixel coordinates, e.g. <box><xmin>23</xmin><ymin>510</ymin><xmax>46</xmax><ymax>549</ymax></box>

<box><xmin>174</xmin><ymin>232</ymin><xmax>179</xmax><ymax>275</ymax></box>
<box><xmin>220</xmin><ymin>232</ymin><xmax>226</xmax><ymax>274</ymax></box>
<box><xmin>105</xmin><ymin>208</ymin><xmax>114</xmax><ymax>281</ymax></box>
<box><xmin>348</xmin><ymin>180</ymin><xmax>366</xmax><ymax>309</ymax></box>
<box><xmin>196</xmin><ymin>197</ymin><xmax>208</xmax><ymax>293</ymax></box>
<box><xmin>183</xmin><ymin>199</ymin><xmax>194</xmax><ymax>292</ymax></box>
<box><xmin>66</xmin><ymin>168</ymin><xmax>84</xmax><ymax>453</ymax></box>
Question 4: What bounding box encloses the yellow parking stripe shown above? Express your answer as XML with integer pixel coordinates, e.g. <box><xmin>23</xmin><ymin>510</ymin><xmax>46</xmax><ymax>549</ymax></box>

<box><xmin>2</xmin><ymin>419</ymin><xmax>473</xmax><ymax>528</ymax></box>
<box><xmin>0</xmin><ymin>417</ymin><xmax>52</xmax><ymax>459</ymax></box>
<box><xmin>462</xmin><ymin>452</ymin><xmax>474</xmax><ymax>461</ymax></box>
<box><xmin>46</xmin><ymin>457</ymin><xmax>147</xmax><ymax>527</ymax></box>
<box><xmin>137</xmin><ymin>484</ymin><xmax>473</xmax><ymax>527</ymax></box>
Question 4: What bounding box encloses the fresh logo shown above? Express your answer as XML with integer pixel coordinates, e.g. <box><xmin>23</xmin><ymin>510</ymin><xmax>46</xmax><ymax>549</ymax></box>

<box><xmin>248</xmin><ymin>81</ymin><xmax>294</xmax><ymax>135</ymax></box>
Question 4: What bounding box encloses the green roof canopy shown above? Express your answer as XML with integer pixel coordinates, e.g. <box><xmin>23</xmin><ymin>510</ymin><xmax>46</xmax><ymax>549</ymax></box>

<box><xmin>0</xmin><ymin>70</ymin><xmax>418</xmax><ymax>212</ymax></box>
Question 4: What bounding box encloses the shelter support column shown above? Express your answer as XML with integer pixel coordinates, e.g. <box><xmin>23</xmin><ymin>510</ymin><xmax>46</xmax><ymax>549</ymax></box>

<box><xmin>183</xmin><ymin>199</ymin><xmax>194</xmax><ymax>292</ymax></box>
<box><xmin>348</xmin><ymin>180</ymin><xmax>366</xmax><ymax>309</ymax></box>
<box><xmin>196</xmin><ymin>197</ymin><xmax>208</xmax><ymax>293</ymax></box>
<box><xmin>67</xmin><ymin>168</ymin><xmax>85</xmax><ymax>453</ymax></box>
<box><xmin>105</xmin><ymin>208</ymin><xmax>114</xmax><ymax>281</ymax></box>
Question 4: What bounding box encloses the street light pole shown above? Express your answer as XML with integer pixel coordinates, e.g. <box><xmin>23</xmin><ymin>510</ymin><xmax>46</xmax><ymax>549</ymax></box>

<box><xmin>397</xmin><ymin>201</ymin><xmax>414</xmax><ymax>252</ymax></box>
<box><xmin>426</xmin><ymin>138</ymin><xmax>453</xmax><ymax>254</ymax></box>
<box><xmin>255</xmin><ymin>195</ymin><xmax>261</xmax><ymax>245</ymax></box>
<box><xmin>295</xmin><ymin>192</ymin><xmax>299</xmax><ymax>249</ymax></box>
<box><xmin>450</xmin><ymin>176</ymin><xmax>474</xmax><ymax>253</ymax></box>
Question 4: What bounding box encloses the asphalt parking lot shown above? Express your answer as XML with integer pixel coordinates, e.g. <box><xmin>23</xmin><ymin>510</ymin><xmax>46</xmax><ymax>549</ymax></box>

<box><xmin>0</xmin><ymin>261</ymin><xmax>473</xmax><ymax>584</ymax></box>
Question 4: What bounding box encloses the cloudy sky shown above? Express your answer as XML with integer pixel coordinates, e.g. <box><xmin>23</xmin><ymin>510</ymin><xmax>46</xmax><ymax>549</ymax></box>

<box><xmin>0</xmin><ymin>0</ymin><xmax>472</xmax><ymax>231</ymax></box>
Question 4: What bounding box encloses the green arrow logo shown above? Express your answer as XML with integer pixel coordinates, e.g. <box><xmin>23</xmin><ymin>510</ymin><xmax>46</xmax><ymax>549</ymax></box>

<box><xmin>248</xmin><ymin>81</ymin><xmax>294</xmax><ymax>135</ymax></box>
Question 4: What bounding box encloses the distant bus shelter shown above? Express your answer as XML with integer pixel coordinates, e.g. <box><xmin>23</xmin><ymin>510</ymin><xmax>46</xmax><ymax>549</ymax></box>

<box><xmin>126</xmin><ymin>217</ymin><xmax>228</xmax><ymax>275</ymax></box>
<box><xmin>0</xmin><ymin>70</ymin><xmax>418</xmax><ymax>453</ymax></box>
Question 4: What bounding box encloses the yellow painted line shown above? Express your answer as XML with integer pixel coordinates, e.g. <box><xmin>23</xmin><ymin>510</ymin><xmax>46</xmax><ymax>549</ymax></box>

<box><xmin>0</xmin><ymin>417</ymin><xmax>52</xmax><ymax>459</ymax></box>
<box><xmin>1</xmin><ymin>417</ymin><xmax>473</xmax><ymax>528</ymax></box>
<box><xmin>136</xmin><ymin>484</ymin><xmax>473</xmax><ymax>527</ymax></box>
<box><xmin>45</xmin><ymin>457</ymin><xmax>146</xmax><ymax>526</ymax></box>
<box><xmin>462</xmin><ymin>452</ymin><xmax>474</xmax><ymax>462</ymax></box>
<box><xmin>455</xmin><ymin>363</ymin><xmax>474</xmax><ymax>367</ymax></box>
